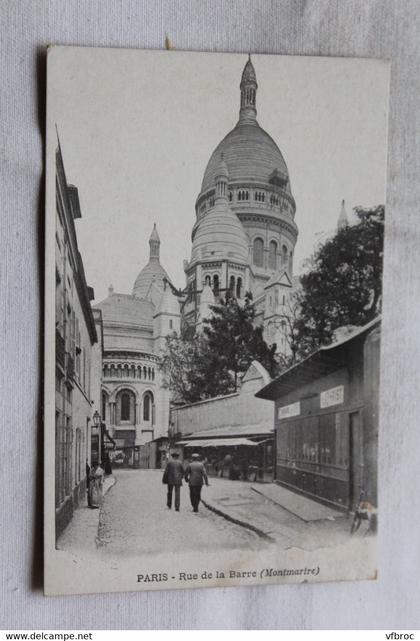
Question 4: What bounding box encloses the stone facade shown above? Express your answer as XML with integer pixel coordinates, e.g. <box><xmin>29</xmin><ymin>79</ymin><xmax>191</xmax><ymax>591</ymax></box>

<box><xmin>55</xmin><ymin>143</ymin><xmax>98</xmax><ymax>537</ymax></box>
<box><xmin>95</xmin><ymin>227</ymin><xmax>180</xmax><ymax>454</ymax></box>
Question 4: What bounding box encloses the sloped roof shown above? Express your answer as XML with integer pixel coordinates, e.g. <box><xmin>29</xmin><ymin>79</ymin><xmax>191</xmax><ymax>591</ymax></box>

<box><xmin>180</xmin><ymin>422</ymin><xmax>274</xmax><ymax>439</ymax></box>
<box><xmin>94</xmin><ymin>292</ymin><xmax>154</xmax><ymax>327</ymax></box>
<box><xmin>264</xmin><ymin>269</ymin><xmax>292</xmax><ymax>289</ymax></box>
<box><xmin>256</xmin><ymin>317</ymin><xmax>381</xmax><ymax>400</ymax></box>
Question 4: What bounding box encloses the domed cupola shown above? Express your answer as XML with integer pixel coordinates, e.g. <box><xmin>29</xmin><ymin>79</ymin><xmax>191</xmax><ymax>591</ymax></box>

<box><xmin>198</xmin><ymin>56</ymin><xmax>294</xmax><ymax>204</ymax></box>
<box><xmin>190</xmin><ymin>154</ymin><xmax>249</xmax><ymax>265</ymax></box>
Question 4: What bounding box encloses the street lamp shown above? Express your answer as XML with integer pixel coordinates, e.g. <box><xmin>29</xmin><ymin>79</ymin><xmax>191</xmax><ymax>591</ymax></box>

<box><xmin>91</xmin><ymin>410</ymin><xmax>101</xmax><ymax>464</ymax></box>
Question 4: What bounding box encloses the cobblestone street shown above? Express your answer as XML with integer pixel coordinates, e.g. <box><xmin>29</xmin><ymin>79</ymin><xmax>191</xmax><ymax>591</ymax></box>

<box><xmin>58</xmin><ymin>469</ymin><xmax>354</xmax><ymax>560</ymax></box>
<box><xmin>56</xmin><ymin>469</ymin><xmax>267</xmax><ymax>558</ymax></box>
<box><xmin>97</xmin><ymin>469</ymin><xmax>265</xmax><ymax>556</ymax></box>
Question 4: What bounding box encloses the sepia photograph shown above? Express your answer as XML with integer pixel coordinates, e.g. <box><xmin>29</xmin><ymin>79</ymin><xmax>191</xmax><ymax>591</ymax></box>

<box><xmin>44</xmin><ymin>46</ymin><xmax>389</xmax><ymax>595</ymax></box>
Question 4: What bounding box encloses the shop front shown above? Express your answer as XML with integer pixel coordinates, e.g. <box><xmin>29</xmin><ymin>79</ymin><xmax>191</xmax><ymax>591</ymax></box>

<box><xmin>177</xmin><ymin>433</ymin><xmax>274</xmax><ymax>482</ymax></box>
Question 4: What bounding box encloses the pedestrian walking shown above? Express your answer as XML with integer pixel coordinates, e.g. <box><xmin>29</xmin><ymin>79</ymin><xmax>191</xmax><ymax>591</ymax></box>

<box><xmin>184</xmin><ymin>453</ymin><xmax>209</xmax><ymax>513</ymax></box>
<box><xmin>88</xmin><ymin>460</ymin><xmax>104</xmax><ymax>509</ymax></box>
<box><xmin>220</xmin><ymin>453</ymin><xmax>232</xmax><ymax>478</ymax></box>
<box><xmin>162</xmin><ymin>451</ymin><xmax>184</xmax><ymax>511</ymax></box>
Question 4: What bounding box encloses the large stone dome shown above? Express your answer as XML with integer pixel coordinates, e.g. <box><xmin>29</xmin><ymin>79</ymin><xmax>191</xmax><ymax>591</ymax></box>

<box><xmin>191</xmin><ymin>153</ymin><xmax>249</xmax><ymax>265</ymax></box>
<box><xmin>201</xmin><ymin>121</ymin><xmax>291</xmax><ymax>196</ymax></box>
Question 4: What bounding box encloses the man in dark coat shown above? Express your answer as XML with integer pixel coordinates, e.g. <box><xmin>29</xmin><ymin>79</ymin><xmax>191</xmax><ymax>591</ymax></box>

<box><xmin>163</xmin><ymin>451</ymin><xmax>184</xmax><ymax>511</ymax></box>
<box><xmin>184</xmin><ymin>453</ymin><xmax>209</xmax><ymax>513</ymax></box>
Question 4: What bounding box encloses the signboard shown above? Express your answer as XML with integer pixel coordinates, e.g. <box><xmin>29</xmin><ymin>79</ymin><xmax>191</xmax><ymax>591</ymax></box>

<box><xmin>320</xmin><ymin>385</ymin><xmax>344</xmax><ymax>409</ymax></box>
<box><xmin>278</xmin><ymin>401</ymin><xmax>301</xmax><ymax>420</ymax></box>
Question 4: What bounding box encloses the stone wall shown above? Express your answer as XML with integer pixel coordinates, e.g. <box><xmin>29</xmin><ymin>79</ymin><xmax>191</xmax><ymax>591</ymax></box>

<box><xmin>170</xmin><ymin>361</ymin><xmax>273</xmax><ymax>437</ymax></box>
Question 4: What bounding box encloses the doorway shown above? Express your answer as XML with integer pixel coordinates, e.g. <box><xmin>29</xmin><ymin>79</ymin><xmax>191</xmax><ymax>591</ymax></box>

<box><xmin>349</xmin><ymin>411</ymin><xmax>363</xmax><ymax>509</ymax></box>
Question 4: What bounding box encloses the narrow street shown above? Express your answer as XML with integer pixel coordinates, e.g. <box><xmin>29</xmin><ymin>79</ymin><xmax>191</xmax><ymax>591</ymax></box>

<box><xmin>58</xmin><ymin>468</ymin><xmax>353</xmax><ymax>560</ymax></box>
<box><xmin>95</xmin><ymin>469</ymin><xmax>266</xmax><ymax>556</ymax></box>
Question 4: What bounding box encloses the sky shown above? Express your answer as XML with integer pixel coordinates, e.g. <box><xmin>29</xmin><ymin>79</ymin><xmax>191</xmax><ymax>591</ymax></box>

<box><xmin>48</xmin><ymin>47</ymin><xmax>389</xmax><ymax>303</ymax></box>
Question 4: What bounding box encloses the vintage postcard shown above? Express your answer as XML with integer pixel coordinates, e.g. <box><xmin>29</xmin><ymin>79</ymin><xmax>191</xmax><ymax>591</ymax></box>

<box><xmin>44</xmin><ymin>46</ymin><xmax>389</xmax><ymax>595</ymax></box>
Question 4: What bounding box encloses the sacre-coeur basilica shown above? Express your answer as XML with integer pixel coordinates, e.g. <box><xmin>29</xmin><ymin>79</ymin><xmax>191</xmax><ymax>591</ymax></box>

<box><xmin>94</xmin><ymin>56</ymin><xmax>301</xmax><ymax>450</ymax></box>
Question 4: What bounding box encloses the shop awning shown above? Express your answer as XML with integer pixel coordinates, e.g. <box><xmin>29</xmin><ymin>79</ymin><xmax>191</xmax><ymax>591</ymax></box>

<box><xmin>177</xmin><ymin>437</ymin><xmax>260</xmax><ymax>448</ymax></box>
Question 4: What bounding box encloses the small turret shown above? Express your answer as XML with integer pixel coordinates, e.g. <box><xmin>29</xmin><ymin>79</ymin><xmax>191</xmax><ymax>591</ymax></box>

<box><xmin>215</xmin><ymin>153</ymin><xmax>229</xmax><ymax>202</ymax></box>
<box><xmin>239</xmin><ymin>54</ymin><xmax>257</xmax><ymax>123</ymax></box>
<box><xmin>149</xmin><ymin>223</ymin><xmax>160</xmax><ymax>261</ymax></box>
<box><xmin>198</xmin><ymin>283</ymin><xmax>215</xmax><ymax>329</ymax></box>
<box><xmin>153</xmin><ymin>282</ymin><xmax>181</xmax><ymax>352</ymax></box>
<box><xmin>338</xmin><ymin>199</ymin><xmax>349</xmax><ymax>231</ymax></box>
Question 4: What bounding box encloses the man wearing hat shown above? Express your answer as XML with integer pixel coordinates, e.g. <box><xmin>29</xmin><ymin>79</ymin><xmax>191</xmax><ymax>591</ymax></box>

<box><xmin>162</xmin><ymin>451</ymin><xmax>184</xmax><ymax>511</ymax></box>
<box><xmin>184</xmin><ymin>453</ymin><xmax>209</xmax><ymax>513</ymax></box>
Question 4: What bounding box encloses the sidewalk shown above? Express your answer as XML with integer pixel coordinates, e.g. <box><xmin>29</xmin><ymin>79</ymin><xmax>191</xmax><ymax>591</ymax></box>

<box><xmin>57</xmin><ymin>474</ymin><xmax>116</xmax><ymax>552</ymax></box>
<box><xmin>202</xmin><ymin>477</ymin><xmax>350</xmax><ymax>551</ymax></box>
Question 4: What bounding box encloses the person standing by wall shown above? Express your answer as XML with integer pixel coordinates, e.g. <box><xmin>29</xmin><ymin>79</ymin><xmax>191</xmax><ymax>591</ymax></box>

<box><xmin>88</xmin><ymin>460</ymin><xmax>104</xmax><ymax>509</ymax></box>
<box><xmin>184</xmin><ymin>453</ymin><xmax>209</xmax><ymax>513</ymax></box>
<box><xmin>162</xmin><ymin>451</ymin><xmax>184</xmax><ymax>511</ymax></box>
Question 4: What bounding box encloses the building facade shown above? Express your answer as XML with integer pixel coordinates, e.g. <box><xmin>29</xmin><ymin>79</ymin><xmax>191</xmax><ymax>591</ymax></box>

<box><xmin>94</xmin><ymin>226</ymin><xmax>180</xmax><ymax>462</ymax></box>
<box><xmin>170</xmin><ymin>361</ymin><xmax>275</xmax><ymax>480</ymax></box>
<box><xmin>256</xmin><ymin>319</ymin><xmax>380</xmax><ymax>511</ymax></box>
<box><xmin>182</xmin><ymin>56</ymin><xmax>298</xmax><ymax>352</ymax></box>
<box><xmin>55</xmin><ymin>143</ymin><xmax>98</xmax><ymax>537</ymax></box>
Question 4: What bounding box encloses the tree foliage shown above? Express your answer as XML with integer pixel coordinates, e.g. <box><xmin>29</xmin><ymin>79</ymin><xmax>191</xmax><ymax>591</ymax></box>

<box><xmin>200</xmin><ymin>292</ymin><xmax>278</xmax><ymax>395</ymax></box>
<box><xmin>294</xmin><ymin>205</ymin><xmax>384</xmax><ymax>356</ymax></box>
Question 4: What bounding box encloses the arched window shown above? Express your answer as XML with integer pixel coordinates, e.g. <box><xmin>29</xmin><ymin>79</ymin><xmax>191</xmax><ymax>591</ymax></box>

<box><xmin>228</xmin><ymin>191</ymin><xmax>233</xmax><ymax>202</ymax></box>
<box><xmin>269</xmin><ymin>241</ymin><xmax>277</xmax><ymax>270</ymax></box>
<box><xmin>213</xmin><ymin>274</ymin><xmax>219</xmax><ymax>297</ymax></box>
<box><xmin>143</xmin><ymin>392</ymin><xmax>154</xmax><ymax>422</ymax></box>
<box><xmin>121</xmin><ymin>392</ymin><xmax>131</xmax><ymax>421</ymax></box>
<box><xmin>282</xmin><ymin>245</ymin><xmax>288</xmax><ymax>266</ymax></box>
<box><xmin>253</xmin><ymin>238</ymin><xmax>264</xmax><ymax>267</ymax></box>
<box><xmin>236</xmin><ymin>277</ymin><xmax>242</xmax><ymax>299</ymax></box>
<box><xmin>229</xmin><ymin>275</ymin><xmax>235</xmax><ymax>294</ymax></box>
<box><xmin>138</xmin><ymin>366</ymin><xmax>142</xmax><ymax>379</ymax></box>
<box><xmin>116</xmin><ymin>389</ymin><xmax>135</xmax><ymax>425</ymax></box>
<box><xmin>204</xmin><ymin>275</ymin><xmax>211</xmax><ymax>287</ymax></box>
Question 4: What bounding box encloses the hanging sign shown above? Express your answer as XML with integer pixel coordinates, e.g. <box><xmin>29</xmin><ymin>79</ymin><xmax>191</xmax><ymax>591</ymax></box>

<box><xmin>278</xmin><ymin>401</ymin><xmax>301</xmax><ymax>419</ymax></box>
<box><xmin>320</xmin><ymin>385</ymin><xmax>344</xmax><ymax>408</ymax></box>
